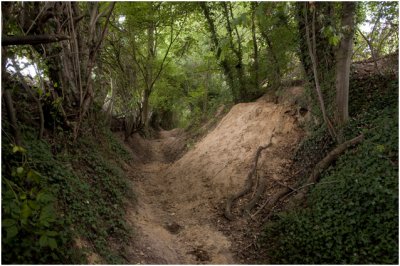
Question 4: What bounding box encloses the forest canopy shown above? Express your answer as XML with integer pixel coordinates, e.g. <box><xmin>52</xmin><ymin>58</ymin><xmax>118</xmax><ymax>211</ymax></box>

<box><xmin>3</xmin><ymin>1</ymin><xmax>398</xmax><ymax>138</ymax></box>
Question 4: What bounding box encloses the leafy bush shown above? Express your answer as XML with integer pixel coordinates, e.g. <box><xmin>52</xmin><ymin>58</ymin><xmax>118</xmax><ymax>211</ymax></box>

<box><xmin>1</xmin><ymin>129</ymin><xmax>79</xmax><ymax>263</ymax></box>
<box><xmin>2</xmin><ymin>125</ymin><xmax>133</xmax><ymax>264</ymax></box>
<box><xmin>261</xmin><ymin>75</ymin><xmax>398</xmax><ymax>264</ymax></box>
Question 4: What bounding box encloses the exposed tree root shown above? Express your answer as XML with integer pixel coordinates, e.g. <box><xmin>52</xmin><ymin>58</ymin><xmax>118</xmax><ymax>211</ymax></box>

<box><xmin>224</xmin><ymin>132</ymin><xmax>274</xmax><ymax>221</ymax></box>
<box><xmin>242</xmin><ymin>178</ymin><xmax>266</xmax><ymax>216</ymax></box>
<box><xmin>256</xmin><ymin>134</ymin><xmax>364</xmax><ymax>219</ymax></box>
<box><xmin>308</xmin><ymin>134</ymin><xmax>364</xmax><ymax>183</ymax></box>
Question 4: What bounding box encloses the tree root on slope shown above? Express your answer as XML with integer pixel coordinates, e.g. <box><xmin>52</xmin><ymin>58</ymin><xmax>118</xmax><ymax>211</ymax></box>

<box><xmin>224</xmin><ymin>132</ymin><xmax>274</xmax><ymax>221</ymax></box>
<box><xmin>256</xmin><ymin>134</ymin><xmax>364</xmax><ymax>221</ymax></box>
<box><xmin>242</xmin><ymin>178</ymin><xmax>266</xmax><ymax>217</ymax></box>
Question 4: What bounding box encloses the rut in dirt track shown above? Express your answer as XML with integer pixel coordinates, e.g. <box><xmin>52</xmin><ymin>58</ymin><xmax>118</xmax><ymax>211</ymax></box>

<box><xmin>120</xmin><ymin>95</ymin><xmax>305</xmax><ymax>264</ymax></box>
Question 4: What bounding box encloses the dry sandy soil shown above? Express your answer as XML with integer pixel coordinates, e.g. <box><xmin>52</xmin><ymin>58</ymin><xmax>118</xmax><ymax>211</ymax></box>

<box><xmin>119</xmin><ymin>88</ymin><xmax>306</xmax><ymax>264</ymax></box>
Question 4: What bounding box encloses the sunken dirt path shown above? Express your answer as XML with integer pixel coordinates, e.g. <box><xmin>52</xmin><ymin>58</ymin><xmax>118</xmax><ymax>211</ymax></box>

<box><xmin>120</xmin><ymin>96</ymin><xmax>305</xmax><ymax>264</ymax></box>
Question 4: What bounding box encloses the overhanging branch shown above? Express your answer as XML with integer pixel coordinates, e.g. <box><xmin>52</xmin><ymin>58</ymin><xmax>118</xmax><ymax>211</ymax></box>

<box><xmin>2</xmin><ymin>34</ymin><xmax>70</xmax><ymax>46</ymax></box>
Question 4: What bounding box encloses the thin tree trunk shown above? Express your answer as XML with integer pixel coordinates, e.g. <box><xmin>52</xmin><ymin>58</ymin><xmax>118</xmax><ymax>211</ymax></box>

<box><xmin>335</xmin><ymin>2</ymin><xmax>356</xmax><ymax>127</ymax></box>
<box><xmin>200</xmin><ymin>2</ymin><xmax>237</xmax><ymax>102</ymax></box>
<box><xmin>203</xmin><ymin>59</ymin><xmax>210</xmax><ymax>118</ymax></box>
<box><xmin>142</xmin><ymin>20</ymin><xmax>155</xmax><ymax>130</ymax></box>
<box><xmin>74</xmin><ymin>2</ymin><xmax>114</xmax><ymax>140</ymax></box>
<box><xmin>304</xmin><ymin>4</ymin><xmax>337</xmax><ymax>141</ymax></box>
<box><xmin>227</xmin><ymin>3</ymin><xmax>247</xmax><ymax>100</ymax></box>
<box><xmin>3</xmin><ymin>89</ymin><xmax>22</xmax><ymax>146</ymax></box>
<box><xmin>251</xmin><ymin>2</ymin><xmax>260</xmax><ymax>90</ymax></box>
<box><xmin>261</xmin><ymin>30</ymin><xmax>281</xmax><ymax>87</ymax></box>
<box><xmin>107</xmin><ymin>76</ymin><xmax>115</xmax><ymax>127</ymax></box>
<box><xmin>142</xmin><ymin>89</ymin><xmax>151</xmax><ymax>129</ymax></box>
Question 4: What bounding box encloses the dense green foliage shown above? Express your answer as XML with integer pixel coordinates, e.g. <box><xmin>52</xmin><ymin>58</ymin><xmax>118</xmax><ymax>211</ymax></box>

<box><xmin>2</xmin><ymin>132</ymin><xmax>71</xmax><ymax>263</ymax></box>
<box><xmin>2</xmin><ymin>123</ymin><xmax>133</xmax><ymax>263</ymax></box>
<box><xmin>103</xmin><ymin>1</ymin><xmax>300</xmax><ymax>134</ymax></box>
<box><xmin>261</xmin><ymin>74</ymin><xmax>398</xmax><ymax>264</ymax></box>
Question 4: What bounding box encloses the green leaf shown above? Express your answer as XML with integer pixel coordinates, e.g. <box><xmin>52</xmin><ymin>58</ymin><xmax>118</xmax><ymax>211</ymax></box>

<box><xmin>21</xmin><ymin>201</ymin><xmax>32</xmax><ymax>220</ymax></box>
<box><xmin>39</xmin><ymin>204</ymin><xmax>56</xmax><ymax>226</ymax></box>
<box><xmin>12</xmin><ymin>145</ymin><xmax>26</xmax><ymax>154</ymax></box>
<box><xmin>16</xmin><ymin>167</ymin><xmax>24</xmax><ymax>175</ymax></box>
<box><xmin>328</xmin><ymin>35</ymin><xmax>340</xmax><ymax>46</ymax></box>
<box><xmin>48</xmin><ymin>237</ymin><xmax>58</xmax><ymax>250</ymax></box>
<box><xmin>6</xmin><ymin>226</ymin><xmax>18</xmax><ymax>240</ymax></box>
<box><xmin>37</xmin><ymin>191</ymin><xmax>55</xmax><ymax>203</ymax></box>
<box><xmin>12</xmin><ymin>146</ymin><xmax>18</xmax><ymax>153</ymax></box>
<box><xmin>39</xmin><ymin>235</ymin><xmax>49</xmax><ymax>247</ymax></box>
<box><xmin>2</xmin><ymin>219</ymin><xmax>17</xmax><ymax>227</ymax></box>
<box><xmin>27</xmin><ymin>170</ymin><xmax>41</xmax><ymax>184</ymax></box>
<box><xmin>27</xmin><ymin>200</ymin><xmax>39</xmax><ymax>210</ymax></box>
<box><xmin>46</xmin><ymin>231</ymin><xmax>58</xmax><ymax>237</ymax></box>
<box><xmin>376</xmin><ymin>144</ymin><xmax>385</xmax><ymax>153</ymax></box>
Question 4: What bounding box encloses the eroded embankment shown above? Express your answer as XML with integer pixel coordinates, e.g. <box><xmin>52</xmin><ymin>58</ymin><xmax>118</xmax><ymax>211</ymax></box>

<box><xmin>120</xmin><ymin>93</ymin><xmax>305</xmax><ymax>264</ymax></box>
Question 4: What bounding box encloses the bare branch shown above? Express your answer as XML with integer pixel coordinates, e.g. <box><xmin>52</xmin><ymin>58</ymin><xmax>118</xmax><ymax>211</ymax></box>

<box><xmin>2</xmin><ymin>34</ymin><xmax>69</xmax><ymax>46</ymax></box>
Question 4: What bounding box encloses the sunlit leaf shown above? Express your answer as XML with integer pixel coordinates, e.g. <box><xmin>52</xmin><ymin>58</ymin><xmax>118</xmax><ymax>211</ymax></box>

<box><xmin>16</xmin><ymin>167</ymin><xmax>24</xmax><ymax>175</ymax></box>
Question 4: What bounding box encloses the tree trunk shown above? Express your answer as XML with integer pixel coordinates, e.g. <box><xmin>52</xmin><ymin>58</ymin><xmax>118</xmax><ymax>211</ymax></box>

<box><xmin>223</xmin><ymin>2</ymin><xmax>247</xmax><ymax>101</ymax></box>
<box><xmin>2</xmin><ymin>5</ymin><xmax>21</xmax><ymax>146</ymax></box>
<box><xmin>228</xmin><ymin>3</ymin><xmax>247</xmax><ymax>100</ymax></box>
<box><xmin>296</xmin><ymin>2</ymin><xmax>336</xmax><ymax>116</ymax></box>
<box><xmin>3</xmin><ymin>89</ymin><xmax>22</xmax><ymax>146</ymax></box>
<box><xmin>142</xmin><ymin>89</ymin><xmax>151</xmax><ymax>129</ymax></box>
<box><xmin>107</xmin><ymin>76</ymin><xmax>115</xmax><ymax>126</ymax></box>
<box><xmin>200</xmin><ymin>2</ymin><xmax>238</xmax><ymax>102</ymax></box>
<box><xmin>142</xmin><ymin>22</ymin><xmax>156</xmax><ymax>130</ymax></box>
<box><xmin>261</xmin><ymin>30</ymin><xmax>281</xmax><ymax>87</ymax></box>
<box><xmin>335</xmin><ymin>2</ymin><xmax>356</xmax><ymax>127</ymax></box>
<box><xmin>251</xmin><ymin>2</ymin><xmax>260</xmax><ymax>91</ymax></box>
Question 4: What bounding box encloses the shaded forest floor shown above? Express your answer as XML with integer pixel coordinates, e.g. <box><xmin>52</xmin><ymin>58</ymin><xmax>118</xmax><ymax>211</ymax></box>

<box><xmin>116</xmin><ymin>92</ymin><xmax>306</xmax><ymax>264</ymax></box>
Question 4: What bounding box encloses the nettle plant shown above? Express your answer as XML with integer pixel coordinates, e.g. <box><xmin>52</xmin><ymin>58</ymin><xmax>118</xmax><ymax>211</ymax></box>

<box><xmin>2</xmin><ymin>144</ymin><xmax>64</xmax><ymax>263</ymax></box>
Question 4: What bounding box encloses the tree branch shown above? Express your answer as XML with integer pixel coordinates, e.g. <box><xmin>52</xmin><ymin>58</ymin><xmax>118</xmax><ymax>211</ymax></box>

<box><xmin>2</xmin><ymin>34</ymin><xmax>70</xmax><ymax>46</ymax></box>
<box><xmin>150</xmin><ymin>12</ymin><xmax>187</xmax><ymax>90</ymax></box>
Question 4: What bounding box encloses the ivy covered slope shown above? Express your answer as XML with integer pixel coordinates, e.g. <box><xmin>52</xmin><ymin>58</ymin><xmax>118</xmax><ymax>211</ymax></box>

<box><xmin>262</xmin><ymin>72</ymin><xmax>398</xmax><ymax>264</ymax></box>
<box><xmin>2</xmin><ymin>114</ymin><xmax>133</xmax><ymax>263</ymax></box>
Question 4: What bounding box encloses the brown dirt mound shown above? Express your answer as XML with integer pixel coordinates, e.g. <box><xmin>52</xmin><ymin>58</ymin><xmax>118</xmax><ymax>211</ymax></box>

<box><xmin>168</xmin><ymin>100</ymin><xmax>300</xmax><ymax>201</ymax></box>
<box><xmin>122</xmin><ymin>93</ymin><xmax>304</xmax><ymax>264</ymax></box>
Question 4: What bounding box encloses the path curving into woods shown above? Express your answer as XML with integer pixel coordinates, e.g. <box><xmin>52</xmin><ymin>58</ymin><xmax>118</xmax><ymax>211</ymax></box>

<box><xmin>119</xmin><ymin>90</ymin><xmax>305</xmax><ymax>264</ymax></box>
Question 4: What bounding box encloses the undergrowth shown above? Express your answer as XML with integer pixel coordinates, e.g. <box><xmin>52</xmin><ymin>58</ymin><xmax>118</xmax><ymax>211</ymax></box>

<box><xmin>2</xmin><ymin>121</ymin><xmax>133</xmax><ymax>264</ymax></box>
<box><xmin>261</xmin><ymin>74</ymin><xmax>398</xmax><ymax>264</ymax></box>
